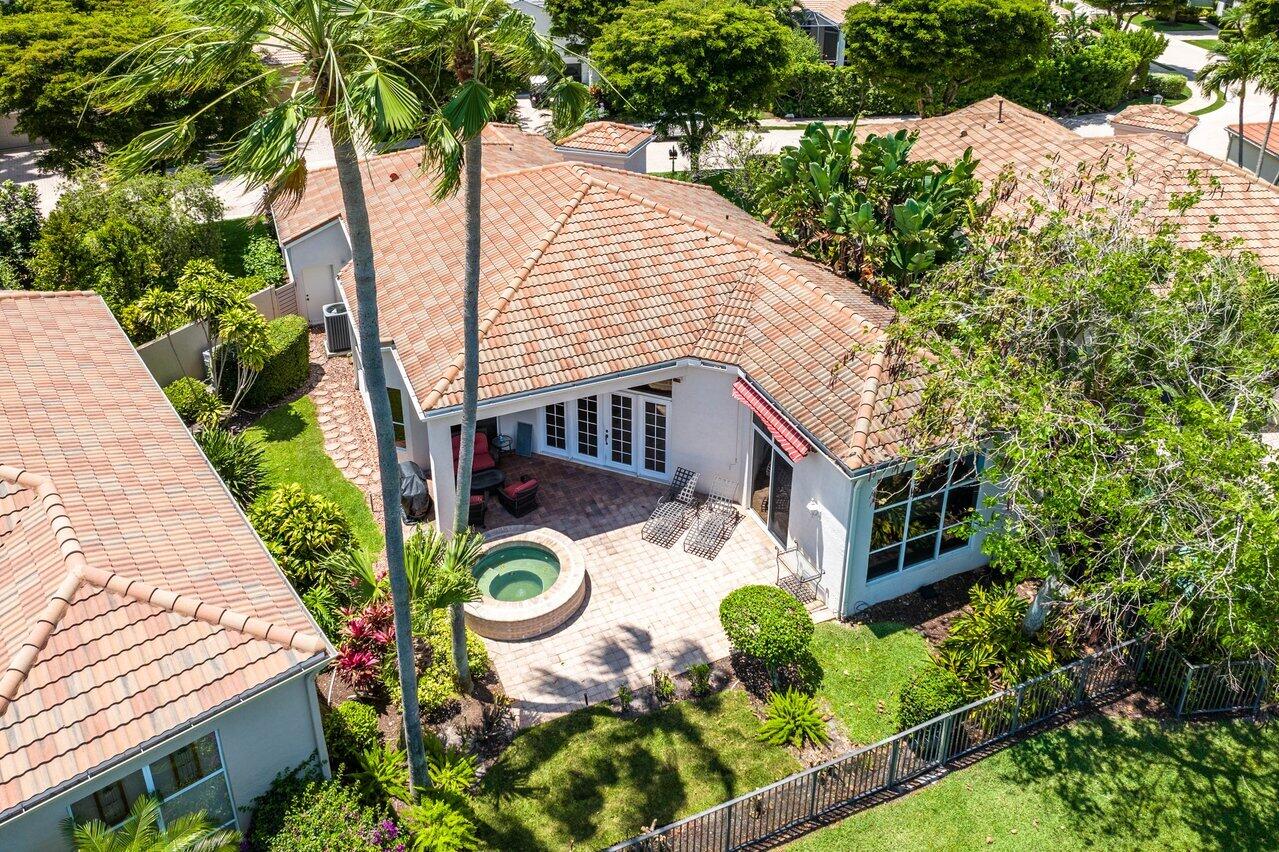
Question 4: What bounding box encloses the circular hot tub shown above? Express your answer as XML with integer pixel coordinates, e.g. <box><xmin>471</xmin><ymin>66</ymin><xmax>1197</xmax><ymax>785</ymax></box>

<box><xmin>464</xmin><ymin>526</ymin><xmax>586</xmax><ymax>641</ymax></box>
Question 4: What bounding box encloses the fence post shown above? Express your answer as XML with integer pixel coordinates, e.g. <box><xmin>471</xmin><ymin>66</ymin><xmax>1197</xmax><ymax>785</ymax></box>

<box><xmin>1253</xmin><ymin>662</ymin><xmax>1273</xmax><ymax>717</ymax></box>
<box><xmin>1075</xmin><ymin>657</ymin><xmax>1094</xmax><ymax>704</ymax></box>
<box><xmin>723</xmin><ymin>800</ymin><xmax>733</xmax><ymax>852</ymax></box>
<box><xmin>1009</xmin><ymin>683</ymin><xmax>1024</xmax><ymax>735</ymax></box>
<box><xmin>887</xmin><ymin>738</ymin><xmax>900</xmax><ymax>788</ymax></box>
<box><xmin>1175</xmin><ymin>665</ymin><xmax>1193</xmax><ymax>719</ymax></box>
<box><xmin>808</xmin><ymin>769</ymin><xmax>821</xmax><ymax>820</ymax></box>
<box><xmin>1132</xmin><ymin>638</ymin><xmax>1148</xmax><ymax>681</ymax></box>
<box><xmin>937</xmin><ymin>713</ymin><xmax>955</xmax><ymax>766</ymax></box>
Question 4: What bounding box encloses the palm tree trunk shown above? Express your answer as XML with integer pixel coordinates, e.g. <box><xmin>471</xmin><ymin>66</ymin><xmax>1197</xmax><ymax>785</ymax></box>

<box><xmin>449</xmin><ymin>131</ymin><xmax>484</xmax><ymax>695</ymax></box>
<box><xmin>1257</xmin><ymin>94</ymin><xmax>1277</xmax><ymax>177</ymax></box>
<box><xmin>1237</xmin><ymin>87</ymin><xmax>1248</xmax><ymax>168</ymax></box>
<box><xmin>332</xmin><ymin>137</ymin><xmax>431</xmax><ymax>795</ymax></box>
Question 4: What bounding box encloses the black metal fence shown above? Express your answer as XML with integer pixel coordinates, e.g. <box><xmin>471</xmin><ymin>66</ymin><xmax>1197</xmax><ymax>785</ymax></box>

<box><xmin>607</xmin><ymin>639</ymin><xmax>1273</xmax><ymax>852</ymax></box>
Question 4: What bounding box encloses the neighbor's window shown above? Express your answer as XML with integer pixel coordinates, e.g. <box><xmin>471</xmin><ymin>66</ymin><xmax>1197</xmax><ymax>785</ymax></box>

<box><xmin>544</xmin><ymin>402</ymin><xmax>567</xmax><ymax>450</ymax></box>
<box><xmin>387</xmin><ymin>387</ymin><xmax>406</xmax><ymax>448</ymax></box>
<box><xmin>867</xmin><ymin>454</ymin><xmax>981</xmax><ymax>582</ymax></box>
<box><xmin>69</xmin><ymin>732</ymin><xmax>235</xmax><ymax>830</ymax></box>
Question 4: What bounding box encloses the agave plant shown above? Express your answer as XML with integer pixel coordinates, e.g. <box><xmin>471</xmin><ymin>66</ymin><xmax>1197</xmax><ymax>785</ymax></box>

<box><xmin>756</xmin><ymin>689</ymin><xmax>830</xmax><ymax>749</ymax></box>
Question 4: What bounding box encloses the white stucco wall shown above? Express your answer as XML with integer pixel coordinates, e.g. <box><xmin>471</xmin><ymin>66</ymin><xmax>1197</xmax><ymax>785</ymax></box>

<box><xmin>554</xmin><ymin>145</ymin><xmax>650</xmax><ymax>173</ymax></box>
<box><xmin>0</xmin><ymin>670</ymin><xmax>328</xmax><ymax>852</ymax></box>
<box><xmin>281</xmin><ymin>220</ymin><xmax>351</xmax><ymax>323</ymax></box>
<box><xmin>784</xmin><ymin>450</ymin><xmax>854</xmax><ymax>607</ymax></box>
<box><xmin>1229</xmin><ymin>136</ymin><xmax>1279</xmax><ymax>185</ymax></box>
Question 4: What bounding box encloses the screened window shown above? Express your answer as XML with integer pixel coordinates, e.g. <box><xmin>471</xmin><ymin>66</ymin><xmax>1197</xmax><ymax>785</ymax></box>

<box><xmin>69</xmin><ymin>732</ymin><xmax>235</xmax><ymax>831</ymax></box>
<box><xmin>867</xmin><ymin>454</ymin><xmax>981</xmax><ymax>582</ymax></box>
<box><xmin>387</xmin><ymin>387</ymin><xmax>406</xmax><ymax>448</ymax></box>
<box><xmin>545</xmin><ymin>402</ymin><xmax>567</xmax><ymax>450</ymax></box>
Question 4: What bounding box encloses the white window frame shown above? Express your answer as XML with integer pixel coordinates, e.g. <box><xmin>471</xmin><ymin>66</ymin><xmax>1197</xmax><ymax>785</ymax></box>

<box><xmin>534</xmin><ymin>388</ymin><xmax>672</xmax><ymax>482</ymax></box>
<box><xmin>66</xmin><ymin>731</ymin><xmax>237</xmax><ymax>833</ymax></box>
<box><xmin>866</xmin><ymin>454</ymin><xmax>982</xmax><ymax>584</ymax></box>
<box><xmin>387</xmin><ymin>387</ymin><xmax>407</xmax><ymax>449</ymax></box>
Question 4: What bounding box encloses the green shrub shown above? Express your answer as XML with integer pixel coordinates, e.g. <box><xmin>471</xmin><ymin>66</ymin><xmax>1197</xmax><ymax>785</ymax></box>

<box><xmin>1145</xmin><ymin>72</ymin><xmax>1190</xmax><ymax>100</ymax></box>
<box><xmin>244</xmin><ymin>766</ymin><xmax>394</xmax><ymax>852</ymax></box>
<box><xmin>251</xmin><ymin>483</ymin><xmax>354</xmax><ymax>590</ymax></box>
<box><xmin>301</xmin><ymin>583</ymin><xmax>342</xmax><ymax>640</ymax></box>
<box><xmin>324</xmin><ymin>700</ymin><xmax>382</xmax><ymax>772</ymax></box>
<box><xmin>688</xmin><ymin>662</ymin><xmax>712</xmax><ymax>696</ymax></box>
<box><xmin>652</xmin><ymin>668</ymin><xmax>676</xmax><ymax>703</ymax></box>
<box><xmin>164</xmin><ymin>376</ymin><xmax>224</xmax><ymax>427</ymax></box>
<box><xmin>896</xmin><ymin>663</ymin><xmax>971</xmax><ymax>730</ymax></box>
<box><xmin>720</xmin><ymin>585</ymin><xmax>814</xmax><ymax>683</ymax></box>
<box><xmin>757</xmin><ymin>688</ymin><xmax>830</xmax><ymax>748</ymax></box>
<box><xmin>773</xmin><ymin>63</ymin><xmax>912</xmax><ymax>118</ymax></box>
<box><xmin>232</xmin><ymin>314</ymin><xmax>309</xmax><ymax>410</ymax></box>
<box><xmin>426</xmin><ymin>610</ymin><xmax>490</xmax><ymax>680</ymax></box>
<box><xmin>243</xmin><ymin>236</ymin><xmax>286</xmax><ymax>287</ymax></box>
<box><xmin>936</xmin><ymin>584</ymin><xmax>1063</xmax><ymax>690</ymax></box>
<box><xmin>195</xmin><ymin>425</ymin><xmax>265</xmax><ymax>505</ymax></box>
<box><xmin>417</xmin><ymin>664</ymin><xmax>461</xmax><ymax>721</ymax></box>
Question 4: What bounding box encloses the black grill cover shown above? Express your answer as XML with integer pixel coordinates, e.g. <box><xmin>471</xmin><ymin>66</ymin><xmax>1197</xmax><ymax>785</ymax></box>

<box><xmin>399</xmin><ymin>460</ymin><xmax>431</xmax><ymax>521</ymax></box>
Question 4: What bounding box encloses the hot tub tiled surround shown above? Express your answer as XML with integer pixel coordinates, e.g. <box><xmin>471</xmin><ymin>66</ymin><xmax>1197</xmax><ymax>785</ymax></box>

<box><xmin>465</xmin><ymin>526</ymin><xmax>587</xmax><ymax>641</ymax></box>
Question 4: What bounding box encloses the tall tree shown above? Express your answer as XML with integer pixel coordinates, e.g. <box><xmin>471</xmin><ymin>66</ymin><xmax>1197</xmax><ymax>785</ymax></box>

<box><xmin>544</xmin><ymin>0</ymin><xmax>620</xmax><ymax>53</ymax></box>
<box><xmin>97</xmin><ymin>0</ymin><xmax>440</xmax><ymax>795</ymax></box>
<box><xmin>1200</xmin><ymin>38</ymin><xmax>1267</xmax><ymax>168</ymax></box>
<box><xmin>1252</xmin><ymin>38</ymin><xmax>1279</xmax><ymax>178</ymax></box>
<box><xmin>592</xmin><ymin>0</ymin><xmax>792</xmax><ymax>177</ymax></box>
<box><xmin>0</xmin><ymin>0</ymin><xmax>269</xmax><ymax>173</ymax></box>
<box><xmin>413</xmin><ymin>0</ymin><xmax>588</xmax><ymax>695</ymax></box>
<box><xmin>842</xmin><ymin>0</ymin><xmax>1055</xmax><ymax>116</ymax></box>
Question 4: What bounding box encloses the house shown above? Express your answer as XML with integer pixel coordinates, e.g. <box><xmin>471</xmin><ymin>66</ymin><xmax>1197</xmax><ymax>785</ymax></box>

<box><xmin>1227</xmin><ymin>123</ymin><xmax>1279</xmax><ymax>185</ymax></box>
<box><xmin>273</xmin><ymin>100</ymin><xmax>1279</xmax><ymax>626</ymax></box>
<box><xmin>1109</xmin><ymin>102</ymin><xmax>1200</xmax><ymax>144</ymax></box>
<box><xmin>554</xmin><ymin>121</ymin><xmax>654</xmax><ymax>172</ymax></box>
<box><xmin>0</xmin><ymin>292</ymin><xmax>333</xmax><ymax>850</ymax></box>
<box><xmin>795</xmin><ymin>0</ymin><xmax>870</xmax><ymax>66</ymax></box>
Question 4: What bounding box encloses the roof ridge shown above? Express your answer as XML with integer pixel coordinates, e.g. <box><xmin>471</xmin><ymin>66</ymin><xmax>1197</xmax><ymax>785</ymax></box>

<box><xmin>0</xmin><ymin>465</ymin><xmax>326</xmax><ymax>716</ymax></box>
<box><xmin>0</xmin><ymin>290</ymin><xmax>98</xmax><ymax>300</ymax></box>
<box><xmin>576</xmin><ymin>169</ymin><xmax>886</xmax><ymax>332</ymax></box>
<box><xmin>419</xmin><ymin>171</ymin><xmax>595</xmax><ymax>411</ymax></box>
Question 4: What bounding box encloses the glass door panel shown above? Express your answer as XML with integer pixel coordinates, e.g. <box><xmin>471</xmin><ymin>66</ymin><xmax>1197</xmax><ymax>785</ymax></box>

<box><xmin>768</xmin><ymin>447</ymin><xmax>793</xmax><ymax>543</ymax></box>
<box><xmin>750</xmin><ymin>430</ymin><xmax>772</xmax><ymax>523</ymax></box>
<box><xmin>576</xmin><ymin>396</ymin><xmax>600</xmax><ymax>459</ymax></box>
<box><xmin>609</xmin><ymin>393</ymin><xmax>633</xmax><ymax>467</ymax></box>
<box><xmin>642</xmin><ymin>400</ymin><xmax>667</xmax><ymax>474</ymax></box>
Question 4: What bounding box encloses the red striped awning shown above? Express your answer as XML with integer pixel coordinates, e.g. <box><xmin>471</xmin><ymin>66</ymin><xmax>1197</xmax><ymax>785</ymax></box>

<box><xmin>731</xmin><ymin>378</ymin><xmax>811</xmax><ymax>462</ymax></box>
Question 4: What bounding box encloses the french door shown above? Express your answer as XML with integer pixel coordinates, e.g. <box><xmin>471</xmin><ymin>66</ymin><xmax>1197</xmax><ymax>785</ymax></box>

<box><xmin>543</xmin><ymin>390</ymin><xmax>668</xmax><ymax>479</ymax></box>
<box><xmin>750</xmin><ymin>425</ymin><xmax>792</xmax><ymax>544</ymax></box>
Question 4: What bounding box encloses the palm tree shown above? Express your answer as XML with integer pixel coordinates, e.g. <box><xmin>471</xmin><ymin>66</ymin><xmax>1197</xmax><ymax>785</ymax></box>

<box><xmin>62</xmin><ymin>796</ymin><xmax>239</xmax><ymax>852</ymax></box>
<box><xmin>412</xmin><ymin>0</ymin><xmax>588</xmax><ymax>694</ymax></box>
<box><xmin>1252</xmin><ymin>38</ymin><xmax>1279</xmax><ymax>177</ymax></box>
<box><xmin>1200</xmin><ymin>38</ymin><xmax>1266</xmax><ymax>168</ymax></box>
<box><xmin>96</xmin><ymin>0</ymin><xmax>440</xmax><ymax>794</ymax></box>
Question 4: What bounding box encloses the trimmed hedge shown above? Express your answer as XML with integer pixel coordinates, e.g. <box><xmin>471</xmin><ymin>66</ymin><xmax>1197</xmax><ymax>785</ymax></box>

<box><xmin>896</xmin><ymin>662</ymin><xmax>971</xmax><ymax>730</ymax></box>
<box><xmin>164</xmin><ymin>376</ymin><xmax>223</xmax><ymax>426</ymax></box>
<box><xmin>720</xmin><ymin>585</ymin><xmax>814</xmax><ymax>679</ymax></box>
<box><xmin>237</xmin><ymin>314</ymin><xmax>310</xmax><ymax>410</ymax></box>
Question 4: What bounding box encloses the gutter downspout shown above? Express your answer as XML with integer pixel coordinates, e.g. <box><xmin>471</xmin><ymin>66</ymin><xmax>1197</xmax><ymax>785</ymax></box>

<box><xmin>305</xmin><ymin>667</ymin><xmax>333</xmax><ymax>779</ymax></box>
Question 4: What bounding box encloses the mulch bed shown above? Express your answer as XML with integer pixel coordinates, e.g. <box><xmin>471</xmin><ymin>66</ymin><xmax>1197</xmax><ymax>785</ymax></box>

<box><xmin>847</xmin><ymin>567</ymin><xmax>992</xmax><ymax>645</ymax></box>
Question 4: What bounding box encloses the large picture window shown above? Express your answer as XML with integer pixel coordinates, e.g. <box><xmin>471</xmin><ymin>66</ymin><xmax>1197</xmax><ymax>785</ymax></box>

<box><xmin>867</xmin><ymin>454</ymin><xmax>981</xmax><ymax>582</ymax></box>
<box><xmin>69</xmin><ymin>732</ymin><xmax>235</xmax><ymax>831</ymax></box>
<box><xmin>387</xmin><ymin>387</ymin><xmax>407</xmax><ymax>448</ymax></box>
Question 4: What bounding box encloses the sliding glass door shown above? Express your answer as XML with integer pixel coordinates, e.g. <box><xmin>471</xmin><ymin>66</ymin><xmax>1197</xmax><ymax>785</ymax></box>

<box><xmin>750</xmin><ymin>421</ymin><xmax>793</xmax><ymax>544</ymax></box>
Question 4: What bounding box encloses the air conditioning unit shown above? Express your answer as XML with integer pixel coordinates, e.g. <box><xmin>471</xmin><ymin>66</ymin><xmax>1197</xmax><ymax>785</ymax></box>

<box><xmin>323</xmin><ymin>302</ymin><xmax>352</xmax><ymax>354</ymax></box>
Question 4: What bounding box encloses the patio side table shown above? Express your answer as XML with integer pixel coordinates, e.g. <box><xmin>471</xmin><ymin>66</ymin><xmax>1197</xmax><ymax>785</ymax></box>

<box><xmin>470</xmin><ymin>468</ymin><xmax>507</xmax><ymax>494</ymax></box>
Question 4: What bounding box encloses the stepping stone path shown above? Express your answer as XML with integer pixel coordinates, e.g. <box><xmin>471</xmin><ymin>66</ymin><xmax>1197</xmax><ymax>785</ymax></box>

<box><xmin>307</xmin><ymin>331</ymin><xmax>385</xmax><ymax>529</ymax></box>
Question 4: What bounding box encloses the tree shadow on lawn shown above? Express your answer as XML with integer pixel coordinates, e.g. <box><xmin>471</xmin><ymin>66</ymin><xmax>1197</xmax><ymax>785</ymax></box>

<box><xmin>477</xmin><ymin>693</ymin><xmax>754</xmax><ymax>850</ymax></box>
<box><xmin>998</xmin><ymin>715</ymin><xmax>1279</xmax><ymax>849</ymax></box>
<box><xmin>248</xmin><ymin>400</ymin><xmax>309</xmax><ymax>442</ymax></box>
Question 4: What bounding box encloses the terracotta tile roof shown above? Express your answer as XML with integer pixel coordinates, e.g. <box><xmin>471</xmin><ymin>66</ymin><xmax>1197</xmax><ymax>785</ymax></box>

<box><xmin>0</xmin><ymin>292</ymin><xmax>329</xmax><ymax>819</ymax></box>
<box><xmin>864</xmin><ymin>97</ymin><xmax>1279</xmax><ymax>274</ymax></box>
<box><xmin>555</xmin><ymin>121</ymin><xmax>654</xmax><ymax>155</ymax></box>
<box><xmin>276</xmin><ymin>144</ymin><xmax>903</xmax><ymax>469</ymax></box>
<box><xmin>1230</xmin><ymin>122</ymin><xmax>1279</xmax><ymax>157</ymax></box>
<box><xmin>801</xmin><ymin>0</ymin><xmax>871</xmax><ymax>23</ymax></box>
<box><xmin>1111</xmin><ymin>103</ymin><xmax>1200</xmax><ymax>135</ymax></box>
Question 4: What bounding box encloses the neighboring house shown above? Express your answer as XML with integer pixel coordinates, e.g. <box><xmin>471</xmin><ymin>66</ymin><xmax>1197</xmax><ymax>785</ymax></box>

<box><xmin>1109</xmin><ymin>103</ymin><xmax>1200</xmax><ymax>144</ymax></box>
<box><xmin>1227</xmin><ymin>123</ymin><xmax>1279</xmax><ymax>185</ymax></box>
<box><xmin>795</xmin><ymin>0</ymin><xmax>870</xmax><ymax>66</ymax></box>
<box><xmin>0</xmin><ymin>292</ymin><xmax>333</xmax><ymax>850</ymax></box>
<box><xmin>553</xmin><ymin>121</ymin><xmax>654</xmax><ymax>172</ymax></box>
<box><xmin>272</xmin><ymin>99</ymin><xmax>1279</xmax><ymax>621</ymax></box>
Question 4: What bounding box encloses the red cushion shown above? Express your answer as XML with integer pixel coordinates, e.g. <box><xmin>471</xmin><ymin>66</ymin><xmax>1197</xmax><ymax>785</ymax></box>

<box><xmin>452</xmin><ymin>433</ymin><xmax>494</xmax><ymax>472</ymax></box>
<box><xmin>469</xmin><ymin>494</ymin><xmax>484</xmax><ymax>506</ymax></box>
<box><xmin>503</xmin><ymin>478</ymin><xmax>539</xmax><ymax>499</ymax></box>
<box><xmin>472</xmin><ymin>451</ymin><xmax>496</xmax><ymax>472</ymax></box>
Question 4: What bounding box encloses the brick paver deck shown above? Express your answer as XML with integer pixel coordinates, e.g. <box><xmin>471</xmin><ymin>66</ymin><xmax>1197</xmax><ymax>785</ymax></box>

<box><xmin>472</xmin><ymin>454</ymin><xmax>782</xmax><ymax>726</ymax></box>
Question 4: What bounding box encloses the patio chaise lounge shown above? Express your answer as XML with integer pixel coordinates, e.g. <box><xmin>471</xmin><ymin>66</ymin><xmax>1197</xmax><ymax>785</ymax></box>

<box><xmin>641</xmin><ymin>467</ymin><xmax>698</xmax><ymax>548</ymax></box>
<box><xmin>684</xmin><ymin>495</ymin><xmax>739</xmax><ymax>560</ymax></box>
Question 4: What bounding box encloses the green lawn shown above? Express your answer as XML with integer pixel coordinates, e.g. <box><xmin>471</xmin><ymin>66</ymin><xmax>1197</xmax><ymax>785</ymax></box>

<box><xmin>1191</xmin><ymin>91</ymin><xmax>1228</xmax><ymax>116</ymax></box>
<box><xmin>243</xmin><ymin>396</ymin><xmax>383</xmax><ymax>556</ymax></box>
<box><xmin>811</xmin><ymin>622</ymin><xmax>934</xmax><ymax>745</ymax></box>
<box><xmin>474</xmin><ymin>691</ymin><xmax>801</xmax><ymax>850</ymax></box>
<box><xmin>792</xmin><ymin>717</ymin><xmax>1279</xmax><ymax>851</ymax></box>
<box><xmin>212</xmin><ymin>216</ymin><xmax>272</xmax><ymax>277</ymax></box>
<box><xmin>1187</xmin><ymin>37</ymin><xmax>1222</xmax><ymax>52</ymax></box>
<box><xmin>1134</xmin><ymin>14</ymin><xmax>1213</xmax><ymax>32</ymax></box>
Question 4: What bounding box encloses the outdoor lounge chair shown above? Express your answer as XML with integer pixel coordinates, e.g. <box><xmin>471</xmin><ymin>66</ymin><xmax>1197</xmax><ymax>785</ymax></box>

<box><xmin>684</xmin><ymin>495</ymin><xmax>739</xmax><ymax>559</ymax></box>
<box><xmin>497</xmin><ymin>475</ymin><xmax>540</xmax><ymax>517</ymax></box>
<box><xmin>468</xmin><ymin>493</ymin><xmax>487</xmax><ymax>529</ymax></box>
<box><xmin>641</xmin><ymin>467</ymin><xmax>699</xmax><ymax>547</ymax></box>
<box><xmin>452</xmin><ymin>432</ymin><xmax>497</xmax><ymax>474</ymax></box>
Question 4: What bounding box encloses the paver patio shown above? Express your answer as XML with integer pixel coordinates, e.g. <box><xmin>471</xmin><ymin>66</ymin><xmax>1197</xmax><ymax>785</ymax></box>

<box><xmin>471</xmin><ymin>454</ymin><xmax>790</xmax><ymax>726</ymax></box>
